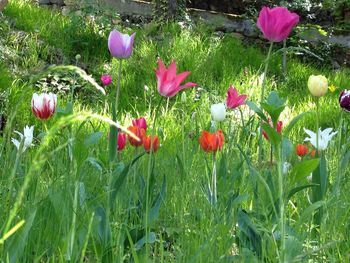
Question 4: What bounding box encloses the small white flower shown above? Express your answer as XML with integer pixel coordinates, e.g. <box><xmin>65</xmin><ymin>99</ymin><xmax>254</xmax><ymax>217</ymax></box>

<box><xmin>210</xmin><ymin>103</ymin><xmax>226</xmax><ymax>122</ymax></box>
<box><xmin>11</xmin><ymin>125</ymin><xmax>34</xmax><ymax>153</ymax></box>
<box><xmin>283</xmin><ymin>162</ymin><xmax>291</xmax><ymax>174</ymax></box>
<box><xmin>307</xmin><ymin>174</ymin><xmax>312</xmax><ymax>182</ymax></box>
<box><xmin>303</xmin><ymin>128</ymin><xmax>337</xmax><ymax>150</ymax></box>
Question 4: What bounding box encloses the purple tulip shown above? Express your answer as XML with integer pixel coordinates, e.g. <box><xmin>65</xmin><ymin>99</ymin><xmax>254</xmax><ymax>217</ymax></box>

<box><xmin>108</xmin><ymin>29</ymin><xmax>136</xmax><ymax>59</ymax></box>
<box><xmin>339</xmin><ymin>90</ymin><xmax>350</xmax><ymax>112</ymax></box>
<box><xmin>257</xmin><ymin>6</ymin><xmax>299</xmax><ymax>42</ymax></box>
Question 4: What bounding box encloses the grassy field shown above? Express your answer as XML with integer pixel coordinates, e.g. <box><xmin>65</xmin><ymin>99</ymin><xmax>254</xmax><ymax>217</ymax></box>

<box><xmin>1</xmin><ymin>1</ymin><xmax>350</xmax><ymax>262</ymax></box>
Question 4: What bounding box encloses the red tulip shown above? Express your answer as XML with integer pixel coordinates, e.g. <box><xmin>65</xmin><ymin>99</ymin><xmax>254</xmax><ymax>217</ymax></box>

<box><xmin>257</xmin><ymin>6</ymin><xmax>299</xmax><ymax>42</ymax></box>
<box><xmin>295</xmin><ymin>144</ymin><xmax>308</xmax><ymax>157</ymax></box>
<box><xmin>199</xmin><ymin>130</ymin><xmax>224</xmax><ymax>153</ymax></box>
<box><xmin>143</xmin><ymin>133</ymin><xmax>159</xmax><ymax>153</ymax></box>
<box><xmin>132</xmin><ymin>117</ymin><xmax>147</xmax><ymax>130</ymax></box>
<box><xmin>127</xmin><ymin>126</ymin><xmax>144</xmax><ymax>147</ymax></box>
<box><xmin>101</xmin><ymin>74</ymin><xmax>112</xmax><ymax>86</ymax></box>
<box><xmin>155</xmin><ymin>59</ymin><xmax>197</xmax><ymax>98</ymax></box>
<box><xmin>31</xmin><ymin>93</ymin><xmax>57</xmax><ymax>120</ymax></box>
<box><xmin>226</xmin><ymin>85</ymin><xmax>247</xmax><ymax>109</ymax></box>
<box><xmin>262</xmin><ymin>119</ymin><xmax>283</xmax><ymax>141</ymax></box>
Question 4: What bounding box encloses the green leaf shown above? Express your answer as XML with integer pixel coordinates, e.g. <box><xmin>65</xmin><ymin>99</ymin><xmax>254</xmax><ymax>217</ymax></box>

<box><xmin>261</xmin><ymin>91</ymin><xmax>286</xmax><ymax>124</ymax></box>
<box><xmin>147</xmin><ymin>175</ymin><xmax>166</xmax><ymax>226</ymax></box>
<box><xmin>246</xmin><ymin>101</ymin><xmax>267</xmax><ymax>121</ymax></box>
<box><xmin>287</xmin><ymin>184</ymin><xmax>318</xmax><ymax>200</ymax></box>
<box><xmin>291</xmin><ymin>159</ymin><xmax>320</xmax><ymax>185</ymax></box>
<box><xmin>282</xmin><ymin>138</ymin><xmax>294</xmax><ymax>159</ymax></box>
<box><xmin>261</xmin><ymin>123</ymin><xmax>281</xmax><ymax>146</ymax></box>
<box><xmin>283</xmin><ymin>111</ymin><xmax>311</xmax><ymax>137</ymax></box>
<box><xmin>299</xmin><ymin>201</ymin><xmax>326</xmax><ymax>224</ymax></box>
<box><xmin>135</xmin><ymin>232</ymin><xmax>156</xmax><ymax>251</ymax></box>
<box><xmin>84</xmin><ymin>132</ymin><xmax>103</xmax><ymax>147</ymax></box>
<box><xmin>110</xmin><ymin>153</ymin><xmax>145</xmax><ymax>208</ymax></box>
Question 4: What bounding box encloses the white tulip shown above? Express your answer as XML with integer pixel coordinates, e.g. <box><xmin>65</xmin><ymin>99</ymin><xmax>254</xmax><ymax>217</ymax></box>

<box><xmin>11</xmin><ymin>125</ymin><xmax>34</xmax><ymax>153</ymax></box>
<box><xmin>210</xmin><ymin>103</ymin><xmax>226</xmax><ymax>122</ymax></box>
<box><xmin>303</xmin><ymin>127</ymin><xmax>337</xmax><ymax>150</ymax></box>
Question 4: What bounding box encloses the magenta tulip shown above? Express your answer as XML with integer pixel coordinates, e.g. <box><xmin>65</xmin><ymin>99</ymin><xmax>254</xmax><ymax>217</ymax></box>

<box><xmin>257</xmin><ymin>6</ymin><xmax>299</xmax><ymax>43</ymax></box>
<box><xmin>117</xmin><ymin>132</ymin><xmax>127</xmax><ymax>151</ymax></box>
<box><xmin>226</xmin><ymin>85</ymin><xmax>247</xmax><ymax>109</ymax></box>
<box><xmin>132</xmin><ymin>117</ymin><xmax>147</xmax><ymax>130</ymax></box>
<box><xmin>101</xmin><ymin>74</ymin><xmax>112</xmax><ymax>86</ymax></box>
<box><xmin>108</xmin><ymin>29</ymin><xmax>135</xmax><ymax>59</ymax></box>
<box><xmin>155</xmin><ymin>59</ymin><xmax>197</xmax><ymax>98</ymax></box>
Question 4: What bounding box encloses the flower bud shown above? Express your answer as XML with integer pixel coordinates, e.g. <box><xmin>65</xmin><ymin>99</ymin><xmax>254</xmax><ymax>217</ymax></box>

<box><xmin>210</xmin><ymin>103</ymin><xmax>226</xmax><ymax>122</ymax></box>
<box><xmin>308</xmin><ymin>75</ymin><xmax>328</xmax><ymax>97</ymax></box>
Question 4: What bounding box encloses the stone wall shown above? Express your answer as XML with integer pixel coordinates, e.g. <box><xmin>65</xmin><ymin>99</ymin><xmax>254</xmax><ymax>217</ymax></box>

<box><xmin>0</xmin><ymin>0</ymin><xmax>8</xmax><ymax>11</ymax></box>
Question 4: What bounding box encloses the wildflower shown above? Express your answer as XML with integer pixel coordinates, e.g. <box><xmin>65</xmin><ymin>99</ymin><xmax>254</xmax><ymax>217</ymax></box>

<box><xmin>11</xmin><ymin>125</ymin><xmax>34</xmax><ymax>153</ymax></box>
<box><xmin>257</xmin><ymin>6</ymin><xmax>299</xmax><ymax>42</ymax></box>
<box><xmin>304</xmin><ymin>128</ymin><xmax>337</xmax><ymax>150</ymax></box>
<box><xmin>101</xmin><ymin>74</ymin><xmax>112</xmax><ymax>86</ymax></box>
<box><xmin>132</xmin><ymin>117</ymin><xmax>147</xmax><ymax>130</ymax></box>
<box><xmin>199</xmin><ymin>130</ymin><xmax>224</xmax><ymax>153</ymax></box>
<box><xmin>211</xmin><ymin>103</ymin><xmax>226</xmax><ymax>122</ymax></box>
<box><xmin>329</xmin><ymin>84</ymin><xmax>337</xmax><ymax>93</ymax></box>
<box><xmin>339</xmin><ymin>90</ymin><xmax>350</xmax><ymax>112</ymax></box>
<box><xmin>127</xmin><ymin>125</ymin><xmax>144</xmax><ymax>147</ymax></box>
<box><xmin>262</xmin><ymin>119</ymin><xmax>283</xmax><ymax>141</ymax></box>
<box><xmin>295</xmin><ymin>144</ymin><xmax>308</xmax><ymax>157</ymax></box>
<box><xmin>226</xmin><ymin>85</ymin><xmax>247</xmax><ymax>109</ymax></box>
<box><xmin>308</xmin><ymin>75</ymin><xmax>328</xmax><ymax>97</ymax></box>
<box><xmin>117</xmin><ymin>132</ymin><xmax>127</xmax><ymax>151</ymax></box>
<box><xmin>108</xmin><ymin>29</ymin><xmax>135</xmax><ymax>59</ymax></box>
<box><xmin>155</xmin><ymin>59</ymin><xmax>197</xmax><ymax>98</ymax></box>
<box><xmin>32</xmin><ymin>93</ymin><xmax>57</xmax><ymax>120</ymax></box>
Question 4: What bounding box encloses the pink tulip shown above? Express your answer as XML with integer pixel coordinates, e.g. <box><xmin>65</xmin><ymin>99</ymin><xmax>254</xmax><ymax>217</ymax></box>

<box><xmin>132</xmin><ymin>117</ymin><xmax>147</xmax><ymax>130</ymax></box>
<box><xmin>32</xmin><ymin>93</ymin><xmax>57</xmax><ymax>120</ymax></box>
<box><xmin>257</xmin><ymin>6</ymin><xmax>299</xmax><ymax>43</ymax></box>
<box><xmin>226</xmin><ymin>85</ymin><xmax>247</xmax><ymax>109</ymax></box>
<box><xmin>101</xmin><ymin>74</ymin><xmax>112</xmax><ymax>86</ymax></box>
<box><xmin>108</xmin><ymin>29</ymin><xmax>135</xmax><ymax>59</ymax></box>
<box><xmin>117</xmin><ymin>132</ymin><xmax>127</xmax><ymax>151</ymax></box>
<box><xmin>155</xmin><ymin>59</ymin><xmax>197</xmax><ymax>98</ymax></box>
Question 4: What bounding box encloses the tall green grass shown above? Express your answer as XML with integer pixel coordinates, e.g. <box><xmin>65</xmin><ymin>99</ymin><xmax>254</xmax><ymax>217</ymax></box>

<box><xmin>1</xmin><ymin>0</ymin><xmax>350</xmax><ymax>262</ymax></box>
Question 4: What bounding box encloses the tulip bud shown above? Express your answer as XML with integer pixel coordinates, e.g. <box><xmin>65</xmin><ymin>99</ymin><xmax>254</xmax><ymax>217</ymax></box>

<box><xmin>117</xmin><ymin>132</ymin><xmax>127</xmax><ymax>151</ymax></box>
<box><xmin>210</xmin><ymin>103</ymin><xmax>226</xmax><ymax>122</ymax></box>
<box><xmin>31</xmin><ymin>93</ymin><xmax>57</xmax><ymax>120</ymax></box>
<box><xmin>75</xmin><ymin>54</ymin><xmax>81</xmax><ymax>61</ymax></box>
<box><xmin>308</xmin><ymin>75</ymin><xmax>328</xmax><ymax>97</ymax></box>
<box><xmin>339</xmin><ymin>90</ymin><xmax>350</xmax><ymax>112</ymax></box>
<box><xmin>101</xmin><ymin>74</ymin><xmax>112</xmax><ymax>86</ymax></box>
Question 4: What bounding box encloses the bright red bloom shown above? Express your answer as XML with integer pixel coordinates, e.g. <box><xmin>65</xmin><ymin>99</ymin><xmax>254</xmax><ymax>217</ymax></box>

<box><xmin>127</xmin><ymin>126</ymin><xmax>144</xmax><ymax>147</ymax></box>
<box><xmin>155</xmin><ymin>59</ymin><xmax>197</xmax><ymax>98</ymax></box>
<box><xmin>142</xmin><ymin>133</ymin><xmax>159</xmax><ymax>153</ymax></box>
<box><xmin>262</xmin><ymin>119</ymin><xmax>283</xmax><ymax>141</ymax></box>
<box><xmin>226</xmin><ymin>85</ymin><xmax>247</xmax><ymax>109</ymax></box>
<box><xmin>295</xmin><ymin>144</ymin><xmax>308</xmax><ymax>157</ymax></box>
<box><xmin>132</xmin><ymin>117</ymin><xmax>147</xmax><ymax>130</ymax></box>
<box><xmin>117</xmin><ymin>132</ymin><xmax>127</xmax><ymax>151</ymax></box>
<box><xmin>31</xmin><ymin>93</ymin><xmax>57</xmax><ymax>120</ymax></box>
<box><xmin>199</xmin><ymin>130</ymin><xmax>225</xmax><ymax>153</ymax></box>
<box><xmin>257</xmin><ymin>6</ymin><xmax>299</xmax><ymax>42</ymax></box>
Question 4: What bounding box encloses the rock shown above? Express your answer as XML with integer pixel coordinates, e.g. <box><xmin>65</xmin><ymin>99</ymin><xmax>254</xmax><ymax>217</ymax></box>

<box><xmin>0</xmin><ymin>0</ymin><xmax>8</xmax><ymax>11</ymax></box>
<box><xmin>38</xmin><ymin>0</ymin><xmax>50</xmax><ymax>4</ymax></box>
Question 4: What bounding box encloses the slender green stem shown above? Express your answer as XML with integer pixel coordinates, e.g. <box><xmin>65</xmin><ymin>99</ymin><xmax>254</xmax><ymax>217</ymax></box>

<box><xmin>277</xmin><ymin>143</ymin><xmax>285</xmax><ymax>262</ymax></box>
<box><xmin>109</xmin><ymin>59</ymin><xmax>123</xmax><ymax>164</ymax></box>
<box><xmin>182</xmin><ymin>106</ymin><xmax>186</xmax><ymax>171</ymax></box>
<box><xmin>258</xmin><ymin>42</ymin><xmax>274</xmax><ymax>165</ymax></box>
<box><xmin>145</xmin><ymin>98</ymin><xmax>163</xmax><ymax>258</ymax></box>
<box><xmin>282</xmin><ymin>39</ymin><xmax>287</xmax><ymax>78</ymax></box>
<box><xmin>212</xmin><ymin>153</ymin><xmax>217</xmax><ymax>205</ymax></box>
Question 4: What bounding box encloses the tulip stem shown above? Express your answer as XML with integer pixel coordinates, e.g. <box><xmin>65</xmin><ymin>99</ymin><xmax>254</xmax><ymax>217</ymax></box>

<box><xmin>277</xmin><ymin>143</ymin><xmax>285</xmax><ymax>262</ymax></box>
<box><xmin>145</xmin><ymin>97</ymin><xmax>163</xmax><ymax>258</ymax></box>
<box><xmin>282</xmin><ymin>39</ymin><xmax>287</xmax><ymax>78</ymax></box>
<box><xmin>258</xmin><ymin>42</ymin><xmax>274</xmax><ymax>165</ymax></box>
<box><xmin>109</xmin><ymin>59</ymin><xmax>123</xmax><ymax>164</ymax></box>
<box><xmin>212</xmin><ymin>153</ymin><xmax>217</xmax><ymax>205</ymax></box>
